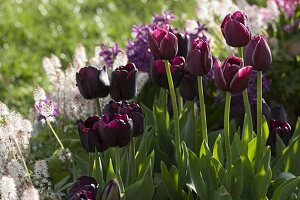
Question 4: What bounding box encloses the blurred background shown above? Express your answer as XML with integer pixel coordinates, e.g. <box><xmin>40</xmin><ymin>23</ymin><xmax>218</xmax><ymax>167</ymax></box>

<box><xmin>0</xmin><ymin>0</ymin><xmax>299</xmax><ymax>123</ymax></box>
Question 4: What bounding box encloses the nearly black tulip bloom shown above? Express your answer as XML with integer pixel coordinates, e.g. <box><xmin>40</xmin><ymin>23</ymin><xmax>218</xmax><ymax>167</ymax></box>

<box><xmin>214</xmin><ymin>56</ymin><xmax>252</xmax><ymax>94</ymax></box>
<box><xmin>186</xmin><ymin>38</ymin><xmax>212</xmax><ymax>76</ymax></box>
<box><xmin>267</xmin><ymin>105</ymin><xmax>292</xmax><ymax>155</ymax></box>
<box><xmin>102</xmin><ymin>100</ymin><xmax>122</xmax><ymax>118</ymax></box>
<box><xmin>151</xmin><ymin>56</ymin><xmax>185</xmax><ymax>89</ymax></box>
<box><xmin>110</xmin><ymin>63</ymin><xmax>138</xmax><ymax>101</ymax></box>
<box><xmin>179</xmin><ymin>72</ymin><xmax>198</xmax><ymax>101</ymax></box>
<box><xmin>77</xmin><ymin>116</ymin><xmax>108</xmax><ymax>152</ymax></box>
<box><xmin>176</xmin><ymin>32</ymin><xmax>190</xmax><ymax>58</ymax></box>
<box><xmin>221</xmin><ymin>11</ymin><xmax>251</xmax><ymax>47</ymax></box>
<box><xmin>101</xmin><ymin>180</ymin><xmax>120</xmax><ymax>200</ymax></box>
<box><xmin>76</xmin><ymin>66</ymin><xmax>110</xmax><ymax>99</ymax></box>
<box><xmin>245</xmin><ymin>35</ymin><xmax>272</xmax><ymax>71</ymax></box>
<box><xmin>66</xmin><ymin>176</ymin><xmax>98</xmax><ymax>200</ymax></box>
<box><xmin>148</xmin><ymin>26</ymin><xmax>178</xmax><ymax>60</ymax></box>
<box><xmin>99</xmin><ymin>114</ymin><xmax>133</xmax><ymax>147</ymax></box>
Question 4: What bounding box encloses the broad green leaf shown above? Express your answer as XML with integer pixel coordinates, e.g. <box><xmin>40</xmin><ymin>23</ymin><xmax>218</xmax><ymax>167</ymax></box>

<box><xmin>160</xmin><ymin>162</ymin><xmax>181</xmax><ymax>200</ymax></box>
<box><xmin>291</xmin><ymin>117</ymin><xmax>300</xmax><ymax>140</ymax></box>
<box><xmin>137</xmin><ymin>150</ymin><xmax>154</xmax><ymax>180</ymax></box>
<box><xmin>106</xmin><ymin>158</ymin><xmax>116</xmax><ymax>182</ymax></box>
<box><xmin>261</xmin><ymin>116</ymin><xmax>269</xmax><ymax>147</ymax></box>
<box><xmin>247</xmin><ymin>137</ymin><xmax>257</xmax><ymax>168</ymax></box>
<box><xmin>179</xmin><ymin>103</ymin><xmax>196</xmax><ymax>149</ymax></box>
<box><xmin>199</xmin><ymin>139</ymin><xmax>212</xmax><ymax>157</ymax></box>
<box><xmin>272</xmin><ymin>177</ymin><xmax>300</xmax><ymax>200</ymax></box>
<box><xmin>213</xmin><ymin>185</ymin><xmax>232</xmax><ymax>200</ymax></box>
<box><xmin>213</xmin><ymin>134</ymin><xmax>224</xmax><ymax>165</ymax></box>
<box><xmin>229</xmin><ymin>120</ymin><xmax>237</xmax><ymax>142</ymax></box>
<box><xmin>54</xmin><ymin>176</ymin><xmax>70</xmax><ymax>192</ymax></box>
<box><xmin>230</xmin><ymin>159</ymin><xmax>243</xmax><ymax>200</ymax></box>
<box><xmin>242</xmin><ymin>114</ymin><xmax>251</xmax><ymax>147</ymax></box>
<box><xmin>275</xmin><ymin>135</ymin><xmax>286</xmax><ymax>157</ymax></box>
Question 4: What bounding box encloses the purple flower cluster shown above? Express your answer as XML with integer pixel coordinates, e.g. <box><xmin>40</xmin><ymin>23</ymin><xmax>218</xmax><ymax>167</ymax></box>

<box><xmin>99</xmin><ymin>43</ymin><xmax>121</xmax><ymax>68</ymax></box>
<box><xmin>126</xmin><ymin>11</ymin><xmax>207</xmax><ymax>72</ymax></box>
<box><xmin>275</xmin><ymin>0</ymin><xmax>299</xmax><ymax>17</ymax></box>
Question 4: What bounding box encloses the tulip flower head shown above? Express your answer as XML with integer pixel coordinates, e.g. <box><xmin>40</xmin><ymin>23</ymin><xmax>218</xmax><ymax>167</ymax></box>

<box><xmin>77</xmin><ymin>116</ymin><xmax>108</xmax><ymax>152</ymax></box>
<box><xmin>101</xmin><ymin>180</ymin><xmax>120</xmax><ymax>200</ymax></box>
<box><xmin>186</xmin><ymin>38</ymin><xmax>212</xmax><ymax>76</ymax></box>
<box><xmin>76</xmin><ymin>66</ymin><xmax>110</xmax><ymax>99</ymax></box>
<box><xmin>179</xmin><ymin>72</ymin><xmax>198</xmax><ymax>101</ymax></box>
<box><xmin>176</xmin><ymin>32</ymin><xmax>191</xmax><ymax>58</ymax></box>
<box><xmin>66</xmin><ymin>176</ymin><xmax>98</xmax><ymax>200</ymax></box>
<box><xmin>214</xmin><ymin>56</ymin><xmax>252</xmax><ymax>94</ymax></box>
<box><xmin>110</xmin><ymin>63</ymin><xmax>138</xmax><ymax>101</ymax></box>
<box><xmin>148</xmin><ymin>26</ymin><xmax>178</xmax><ymax>60</ymax></box>
<box><xmin>99</xmin><ymin>114</ymin><xmax>133</xmax><ymax>147</ymax></box>
<box><xmin>150</xmin><ymin>56</ymin><xmax>185</xmax><ymax>89</ymax></box>
<box><xmin>221</xmin><ymin>11</ymin><xmax>251</xmax><ymax>47</ymax></box>
<box><xmin>245</xmin><ymin>35</ymin><xmax>272</xmax><ymax>71</ymax></box>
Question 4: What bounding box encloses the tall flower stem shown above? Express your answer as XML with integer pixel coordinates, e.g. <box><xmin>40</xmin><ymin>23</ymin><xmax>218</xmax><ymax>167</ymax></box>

<box><xmin>14</xmin><ymin>138</ymin><xmax>30</xmax><ymax>176</ymax></box>
<box><xmin>164</xmin><ymin>60</ymin><xmax>181</xmax><ymax>163</ymax></box>
<box><xmin>46</xmin><ymin>119</ymin><xmax>64</xmax><ymax>149</ymax></box>
<box><xmin>224</xmin><ymin>92</ymin><xmax>232</xmax><ymax>167</ymax></box>
<box><xmin>197</xmin><ymin>76</ymin><xmax>208</xmax><ymax>144</ymax></box>
<box><xmin>255</xmin><ymin>71</ymin><xmax>263</xmax><ymax>170</ymax></box>
<box><xmin>130</xmin><ymin>138</ymin><xmax>136</xmax><ymax>181</ymax></box>
<box><xmin>95</xmin><ymin>99</ymin><xmax>102</xmax><ymax>116</ymax></box>
<box><xmin>239</xmin><ymin>47</ymin><xmax>253</xmax><ymax>138</ymax></box>
<box><xmin>176</xmin><ymin>88</ymin><xmax>183</xmax><ymax>114</ymax></box>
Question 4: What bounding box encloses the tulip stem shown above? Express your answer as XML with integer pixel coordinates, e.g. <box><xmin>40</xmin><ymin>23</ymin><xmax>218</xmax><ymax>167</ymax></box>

<box><xmin>239</xmin><ymin>47</ymin><xmax>253</xmax><ymax>139</ymax></box>
<box><xmin>164</xmin><ymin>60</ymin><xmax>181</xmax><ymax>164</ymax></box>
<box><xmin>197</xmin><ymin>76</ymin><xmax>208</xmax><ymax>145</ymax></box>
<box><xmin>46</xmin><ymin>119</ymin><xmax>65</xmax><ymax>149</ymax></box>
<box><xmin>177</xmin><ymin>88</ymin><xmax>183</xmax><ymax>115</ymax></box>
<box><xmin>224</xmin><ymin>92</ymin><xmax>232</xmax><ymax>167</ymax></box>
<box><xmin>256</xmin><ymin>71</ymin><xmax>263</xmax><ymax>171</ymax></box>
<box><xmin>95</xmin><ymin>98</ymin><xmax>102</xmax><ymax>116</ymax></box>
<box><xmin>131</xmin><ymin>138</ymin><xmax>136</xmax><ymax>181</ymax></box>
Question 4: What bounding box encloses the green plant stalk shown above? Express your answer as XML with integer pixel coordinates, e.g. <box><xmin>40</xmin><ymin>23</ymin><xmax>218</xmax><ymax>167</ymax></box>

<box><xmin>255</xmin><ymin>71</ymin><xmax>263</xmax><ymax>171</ymax></box>
<box><xmin>164</xmin><ymin>60</ymin><xmax>181</xmax><ymax>162</ymax></box>
<box><xmin>239</xmin><ymin>47</ymin><xmax>253</xmax><ymax>139</ymax></box>
<box><xmin>130</xmin><ymin>138</ymin><xmax>136</xmax><ymax>182</ymax></box>
<box><xmin>14</xmin><ymin>138</ymin><xmax>30</xmax><ymax>176</ymax></box>
<box><xmin>177</xmin><ymin>88</ymin><xmax>183</xmax><ymax>115</ymax></box>
<box><xmin>198</xmin><ymin>76</ymin><xmax>208</xmax><ymax>145</ymax></box>
<box><xmin>46</xmin><ymin>119</ymin><xmax>64</xmax><ymax>149</ymax></box>
<box><xmin>224</xmin><ymin>92</ymin><xmax>232</xmax><ymax>167</ymax></box>
<box><xmin>95</xmin><ymin>98</ymin><xmax>102</xmax><ymax>116</ymax></box>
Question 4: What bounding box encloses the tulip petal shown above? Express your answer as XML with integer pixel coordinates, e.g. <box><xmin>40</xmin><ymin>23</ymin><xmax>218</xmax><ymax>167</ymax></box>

<box><xmin>252</xmin><ymin>37</ymin><xmax>272</xmax><ymax>71</ymax></box>
<box><xmin>229</xmin><ymin>66</ymin><xmax>252</xmax><ymax>94</ymax></box>
<box><xmin>244</xmin><ymin>37</ymin><xmax>256</xmax><ymax>66</ymax></box>
<box><xmin>152</xmin><ymin>27</ymin><xmax>167</xmax><ymax>44</ymax></box>
<box><xmin>214</xmin><ymin>59</ymin><xmax>227</xmax><ymax>91</ymax></box>
<box><xmin>187</xmin><ymin>49</ymin><xmax>205</xmax><ymax>75</ymax></box>
<box><xmin>160</xmin><ymin>32</ymin><xmax>178</xmax><ymax>60</ymax></box>
<box><xmin>224</xmin><ymin>20</ymin><xmax>251</xmax><ymax>47</ymax></box>
<box><xmin>148</xmin><ymin>31</ymin><xmax>162</xmax><ymax>60</ymax></box>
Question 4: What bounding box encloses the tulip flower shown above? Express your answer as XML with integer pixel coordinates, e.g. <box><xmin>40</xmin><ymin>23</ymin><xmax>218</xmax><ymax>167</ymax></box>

<box><xmin>76</xmin><ymin>66</ymin><xmax>110</xmax><ymax>99</ymax></box>
<box><xmin>101</xmin><ymin>180</ymin><xmax>120</xmax><ymax>200</ymax></box>
<box><xmin>110</xmin><ymin>63</ymin><xmax>138</xmax><ymax>101</ymax></box>
<box><xmin>150</xmin><ymin>56</ymin><xmax>185</xmax><ymax>89</ymax></box>
<box><xmin>66</xmin><ymin>176</ymin><xmax>98</xmax><ymax>200</ymax></box>
<box><xmin>77</xmin><ymin>116</ymin><xmax>108</xmax><ymax>152</ymax></box>
<box><xmin>179</xmin><ymin>72</ymin><xmax>198</xmax><ymax>101</ymax></box>
<box><xmin>176</xmin><ymin>32</ymin><xmax>190</xmax><ymax>58</ymax></box>
<box><xmin>148</xmin><ymin>26</ymin><xmax>178</xmax><ymax>60</ymax></box>
<box><xmin>221</xmin><ymin>11</ymin><xmax>251</xmax><ymax>47</ymax></box>
<box><xmin>102</xmin><ymin>100</ymin><xmax>122</xmax><ymax>118</ymax></box>
<box><xmin>267</xmin><ymin>105</ymin><xmax>292</xmax><ymax>156</ymax></box>
<box><xmin>99</xmin><ymin>114</ymin><xmax>133</xmax><ymax>147</ymax></box>
<box><xmin>214</xmin><ymin>56</ymin><xmax>252</xmax><ymax>94</ymax></box>
<box><xmin>186</xmin><ymin>38</ymin><xmax>212</xmax><ymax>76</ymax></box>
<box><xmin>245</xmin><ymin>35</ymin><xmax>272</xmax><ymax>71</ymax></box>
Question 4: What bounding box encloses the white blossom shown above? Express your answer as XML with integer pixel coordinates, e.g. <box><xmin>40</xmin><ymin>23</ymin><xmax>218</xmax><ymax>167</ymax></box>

<box><xmin>0</xmin><ymin>176</ymin><xmax>18</xmax><ymax>200</ymax></box>
<box><xmin>21</xmin><ymin>185</ymin><xmax>40</xmax><ymax>200</ymax></box>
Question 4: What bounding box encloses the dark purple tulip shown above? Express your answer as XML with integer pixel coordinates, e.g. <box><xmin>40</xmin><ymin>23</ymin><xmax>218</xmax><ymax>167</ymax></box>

<box><xmin>221</xmin><ymin>11</ymin><xmax>251</xmax><ymax>47</ymax></box>
<box><xmin>245</xmin><ymin>35</ymin><xmax>272</xmax><ymax>71</ymax></box>
<box><xmin>77</xmin><ymin>116</ymin><xmax>108</xmax><ymax>152</ymax></box>
<box><xmin>150</xmin><ymin>56</ymin><xmax>185</xmax><ymax>89</ymax></box>
<box><xmin>214</xmin><ymin>56</ymin><xmax>252</xmax><ymax>94</ymax></box>
<box><xmin>148</xmin><ymin>26</ymin><xmax>178</xmax><ymax>60</ymax></box>
<box><xmin>179</xmin><ymin>72</ymin><xmax>198</xmax><ymax>101</ymax></box>
<box><xmin>101</xmin><ymin>180</ymin><xmax>120</xmax><ymax>200</ymax></box>
<box><xmin>66</xmin><ymin>176</ymin><xmax>98</xmax><ymax>200</ymax></box>
<box><xmin>110</xmin><ymin>63</ymin><xmax>138</xmax><ymax>101</ymax></box>
<box><xmin>76</xmin><ymin>66</ymin><xmax>110</xmax><ymax>99</ymax></box>
<box><xmin>120</xmin><ymin>101</ymin><xmax>144</xmax><ymax>137</ymax></box>
<box><xmin>186</xmin><ymin>38</ymin><xmax>212</xmax><ymax>76</ymax></box>
<box><xmin>267</xmin><ymin>105</ymin><xmax>292</xmax><ymax>156</ymax></box>
<box><xmin>176</xmin><ymin>32</ymin><xmax>190</xmax><ymax>58</ymax></box>
<box><xmin>102</xmin><ymin>100</ymin><xmax>122</xmax><ymax>118</ymax></box>
<box><xmin>99</xmin><ymin>114</ymin><xmax>133</xmax><ymax>147</ymax></box>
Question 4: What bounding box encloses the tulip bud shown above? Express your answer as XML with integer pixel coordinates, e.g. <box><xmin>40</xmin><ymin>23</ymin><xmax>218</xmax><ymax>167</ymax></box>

<box><xmin>110</xmin><ymin>63</ymin><xmax>138</xmax><ymax>101</ymax></box>
<box><xmin>221</xmin><ymin>11</ymin><xmax>251</xmax><ymax>47</ymax></box>
<box><xmin>76</xmin><ymin>66</ymin><xmax>110</xmax><ymax>99</ymax></box>
<box><xmin>176</xmin><ymin>32</ymin><xmax>190</xmax><ymax>58</ymax></box>
<box><xmin>101</xmin><ymin>180</ymin><xmax>120</xmax><ymax>200</ymax></box>
<box><xmin>245</xmin><ymin>35</ymin><xmax>272</xmax><ymax>71</ymax></box>
<box><xmin>148</xmin><ymin>26</ymin><xmax>178</xmax><ymax>60</ymax></box>
<box><xmin>267</xmin><ymin>105</ymin><xmax>292</xmax><ymax>156</ymax></box>
<box><xmin>214</xmin><ymin>56</ymin><xmax>252</xmax><ymax>94</ymax></box>
<box><xmin>179</xmin><ymin>72</ymin><xmax>198</xmax><ymax>101</ymax></box>
<box><xmin>66</xmin><ymin>176</ymin><xmax>98</xmax><ymax>200</ymax></box>
<box><xmin>150</xmin><ymin>56</ymin><xmax>185</xmax><ymax>89</ymax></box>
<box><xmin>77</xmin><ymin>116</ymin><xmax>108</xmax><ymax>152</ymax></box>
<box><xmin>186</xmin><ymin>38</ymin><xmax>212</xmax><ymax>76</ymax></box>
<box><xmin>99</xmin><ymin>114</ymin><xmax>133</xmax><ymax>147</ymax></box>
